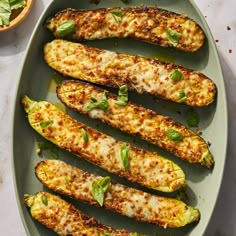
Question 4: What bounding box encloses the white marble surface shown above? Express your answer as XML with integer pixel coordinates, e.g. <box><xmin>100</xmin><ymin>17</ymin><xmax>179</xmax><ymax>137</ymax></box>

<box><xmin>0</xmin><ymin>0</ymin><xmax>235</xmax><ymax>235</ymax></box>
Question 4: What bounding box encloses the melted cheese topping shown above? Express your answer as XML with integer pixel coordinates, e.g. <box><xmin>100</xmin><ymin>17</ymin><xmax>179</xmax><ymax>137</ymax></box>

<box><xmin>44</xmin><ymin>39</ymin><xmax>217</xmax><ymax>106</ymax></box>
<box><xmin>26</xmin><ymin>99</ymin><xmax>186</xmax><ymax>192</ymax></box>
<box><xmin>35</xmin><ymin>160</ymin><xmax>200</xmax><ymax>228</ymax></box>
<box><xmin>46</xmin><ymin>7</ymin><xmax>205</xmax><ymax>52</ymax></box>
<box><xmin>25</xmin><ymin>192</ymin><xmax>135</xmax><ymax>235</ymax></box>
<box><xmin>57</xmin><ymin>81</ymin><xmax>214</xmax><ymax>167</ymax></box>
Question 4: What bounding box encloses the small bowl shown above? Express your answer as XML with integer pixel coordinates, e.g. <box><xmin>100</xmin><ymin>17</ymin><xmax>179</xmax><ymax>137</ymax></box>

<box><xmin>0</xmin><ymin>0</ymin><xmax>33</xmax><ymax>32</ymax></box>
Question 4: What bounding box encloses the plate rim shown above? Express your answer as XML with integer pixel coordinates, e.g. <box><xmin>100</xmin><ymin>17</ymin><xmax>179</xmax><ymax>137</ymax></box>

<box><xmin>11</xmin><ymin>0</ymin><xmax>228</xmax><ymax>235</ymax></box>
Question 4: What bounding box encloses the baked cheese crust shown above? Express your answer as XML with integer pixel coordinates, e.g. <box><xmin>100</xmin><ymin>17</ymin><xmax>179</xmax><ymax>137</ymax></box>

<box><xmin>57</xmin><ymin>80</ymin><xmax>214</xmax><ymax>168</ymax></box>
<box><xmin>35</xmin><ymin>160</ymin><xmax>200</xmax><ymax>228</ymax></box>
<box><xmin>45</xmin><ymin>7</ymin><xmax>205</xmax><ymax>52</ymax></box>
<box><xmin>24</xmin><ymin>191</ymin><xmax>141</xmax><ymax>235</ymax></box>
<box><xmin>44</xmin><ymin>39</ymin><xmax>217</xmax><ymax>107</ymax></box>
<box><xmin>22</xmin><ymin>96</ymin><xmax>186</xmax><ymax>192</ymax></box>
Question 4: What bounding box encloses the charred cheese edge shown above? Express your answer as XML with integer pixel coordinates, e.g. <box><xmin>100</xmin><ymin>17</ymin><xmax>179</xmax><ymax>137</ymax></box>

<box><xmin>45</xmin><ymin>7</ymin><xmax>205</xmax><ymax>52</ymax></box>
<box><xmin>57</xmin><ymin>80</ymin><xmax>214</xmax><ymax>168</ymax></box>
<box><xmin>35</xmin><ymin>160</ymin><xmax>200</xmax><ymax>228</ymax></box>
<box><xmin>44</xmin><ymin>39</ymin><xmax>217</xmax><ymax>107</ymax></box>
<box><xmin>24</xmin><ymin>191</ymin><xmax>141</xmax><ymax>235</ymax></box>
<box><xmin>22</xmin><ymin>96</ymin><xmax>186</xmax><ymax>192</ymax></box>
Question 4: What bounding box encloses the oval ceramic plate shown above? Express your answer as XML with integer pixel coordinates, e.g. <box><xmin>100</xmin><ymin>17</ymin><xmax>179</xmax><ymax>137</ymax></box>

<box><xmin>12</xmin><ymin>0</ymin><xmax>227</xmax><ymax>235</ymax></box>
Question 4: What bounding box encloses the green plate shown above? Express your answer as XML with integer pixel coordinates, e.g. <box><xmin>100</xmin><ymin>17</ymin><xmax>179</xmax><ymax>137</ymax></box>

<box><xmin>12</xmin><ymin>0</ymin><xmax>228</xmax><ymax>235</ymax></box>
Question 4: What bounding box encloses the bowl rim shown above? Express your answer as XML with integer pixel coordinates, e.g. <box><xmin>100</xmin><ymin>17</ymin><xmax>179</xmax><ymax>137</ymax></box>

<box><xmin>0</xmin><ymin>0</ymin><xmax>33</xmax><ymax>32</ymax></box>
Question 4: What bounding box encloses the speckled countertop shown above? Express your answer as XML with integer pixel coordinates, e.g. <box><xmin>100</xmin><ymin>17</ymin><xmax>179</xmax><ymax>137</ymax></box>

<box><xmin>0</xmin><ymin>0</ymin><xmax>235</xmax><ymax>235</ymax></box>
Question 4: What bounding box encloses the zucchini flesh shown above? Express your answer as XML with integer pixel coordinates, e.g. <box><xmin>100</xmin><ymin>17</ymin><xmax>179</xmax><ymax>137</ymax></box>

<box><xmin>22</xmin><ymin>96</ymin><xmax>186</xmax><ymax>192</ymax></box>
<box><xmin>45</xmin><ymin>7</ymin><xmax>205</xmax><ymax>52</ymax></box>
<box><xmin>35</xmin><ymin>160</ymin><xmax>200</xmax><ymax>228</ymax></box>
<box><xmin>57</xmin><ymin>80</ymin><xmax>214</xmax><ymax>168</ymax></box>
<box><xmin>24</xmin><ymin>191</ymin><xmax>141</xmax><ymax>235</ymax></box>
<box><xmin>44</xmin><ymin>39</ymin><xmax>217</xmax><ymax>107</ymax></box>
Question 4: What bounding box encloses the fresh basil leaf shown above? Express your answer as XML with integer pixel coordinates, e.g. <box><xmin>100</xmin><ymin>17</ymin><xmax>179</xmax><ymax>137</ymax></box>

<box><xmin>0</xmin><ymin>0</ymin><xmax>11</xmax><ymax>26</ymax></box>
<box><xmin>40</xmin><ymin>120</ymin><xmax>53</xmax><ymax>129</ymax></box>
<box><xmin>165</xmin><ymin>28</ymin><xmax>182</xmax><ymax>47</ymax></box>
<box><xmin>37</xmin><ymin>141</ymin><xmax>57</xmax><ymax>152</ymax></box>
<box><xmin>166</xmin><ymin>128</ymin><xmax>183</xmax><ymax>142</ymax></box>
<box><xmin>81</xmin><ymin>128</ymin><xmax>89</xmax><ymax>142</ymax></box>
<box><xmin>169</xmin><ymin>69</ymin><xmax>183</xmax><ymax>81</ymax></box>
<box><xmin>111</xmin><ymin>9</ymin><xmax>123</xmax><ymax>23</ymax></box>
<box><xmin>56</xmin><ymin>20</ymin><xmax>76</xmax><ymax>37</ymax></box>
<box><xmin>120</xmin><ymin>0</ymin><xmax>128</xmax><ymax>3</ymax></box>
<box><xmin>92</xmin><ymin>176</ymin><xmax>111</xmax><ymax>207</ymax></box>
<box><xmin>85</xmin><ymin>93</ymin><xmax>109</xmax><ymax>112</ymax></box>
<box><xmin>121</xmin><ymin>144</ymin><xmax>129</xmax><ymax>171</ymax></box>
<box><xmin>116</xmin><ymin>85</ymin><xmax>128</xmax><ymax>106</ymax></box>
<box><xmin>9</xmin><ymin>0</ymin><xmax>26</xmax><ymax>10</ymax></box>
<box><xmin>177</xmin><ymin>90</ymin><xmax>187</xmax><ymax>102</ymax></box>
<box><xmin>186</xmin><ymin>108</ymin><xmax>200</xmax><ymax>127</ymax></box>
<box><xmin>99</xmin><ymin>176</ymin><xmax>111</xmax><ymax>193</ymax></box>
<box><xmin>37</xmin><ymin>141</ymin><xmax>59</xmax><ymax>159</ymax></box>
<box><xmin>41</xmin><ymin>195</ymin><xmax>48</xmax><ymax>206</ymax></box>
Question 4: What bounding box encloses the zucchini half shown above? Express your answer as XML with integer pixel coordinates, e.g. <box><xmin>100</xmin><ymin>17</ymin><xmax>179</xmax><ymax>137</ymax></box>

<box><xmin>44</xmin><ymin>39</ymin><xmax>217</xmax><ymax>107</ymax></box>
<box><xmin>22</xmin><ymin>96</ymin><xmax>186</xmax><ymax>192</ymax></box>
<box><xmin>45</xmin><ymin>7</ymin><xmax>205</xmax><ymax>52</ymax></box>
<box><xmin>57</xmin><ymin>80</ymin><xmax>214</xmax><ymax>168</ymax></box>
<box><xmin>35</xmin><ymin>159</ymin><xmax>200</xmax><ymax>228</ymax></box>
<box><xmin>24</xmin><ymin>191</ymin><xmax>142</xmax><ymax>235</ymax></box>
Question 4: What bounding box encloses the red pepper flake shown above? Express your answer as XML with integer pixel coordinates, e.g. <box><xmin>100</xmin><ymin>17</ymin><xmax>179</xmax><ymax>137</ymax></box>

<box><xmin>227</xmin><ymin>26</ymin><xmax>231</xmax><ymax>30</ymax></box>
<box><xmin>229</xmin><ymin>49</ymin><xmax>232</xmax><ymax>53</ymax></box>
<box><xmin>207</xmin><ymin>141</ymin><xmax>212</xmax><ymax>147</ymax></box>
<box><xmin>196</xmin><ymin>128</ymin><xmax>202</xmax><ymax>135</ymax></box>
<box><xmin>215</xmin><ymin>39</ymin><xmax>219</xmax><ymax>43</ymax></box>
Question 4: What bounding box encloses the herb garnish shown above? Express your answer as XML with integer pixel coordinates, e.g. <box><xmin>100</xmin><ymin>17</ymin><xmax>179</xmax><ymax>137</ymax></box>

<box><xmin>186</xmin><ymin>108</ymin><xmax>200</xmax><ymax>127</ymax></box>
<box><xmin>177</xmin><ymin>90</ymin><xmax>187</xmax><ymax>103</ymax></box>
<box><xmin>111</xmin><ymin>9</ymin><xmax>123</xmax><ymax>23</ymax></box>
<box><xmin>92</xmin><ymin>176</ymin><xmax>111</xmax><ymax>206</ymax></box>
<box><xmin>120</xmin><ymin>144</ymin><xmax>129</xmax><ymax>171</ymax></box>
<box><xmin>40</xmin><ymin>120</ymin><xmax>53</xmax><ymax>129</ymax></box>
<box><xmin>37</xmin><ymin>141</ymin><xmax>59</xmax><ymax>159</ymax></box>
<box><xmin>165</xmin><ymin>28</ymin><xmax>182</xmax><ymax>47</ymax></box>
<box><xmin>0</xmin><ymin>0</ymin><xmax>26</xmax><ymax>26</ymax></box>
<box><xmin>166</xmin><ymin>128</ymin><xmax>183</xmax><ymax>142</ymax></box>
<box><xmin>85</xmin><ymin>93</ymin><xmax>109</xmax><ymax>112</ymax></box>
<box><xmin>56</xmin><ymin>20</ymin><xmax>76</xmax><ymax>37</ymax></box>
<box><xmin>116</xmin><ymin>85</ymin><xmax>128</xmax><ymax>106</ymax></box>
<box><xmin>169</xmin><ymin>69</ymin><xmax>183</xmax><ymax>81</ymax></box>
<box><xmin>41</xmin><ymin>195</ymin><xmax>48</xmax><ymax>206</ymax></box>
<box><xmin>81</xmin><ymin>128</ymin><xmax>89</xmax><ymax>142</ymax></box>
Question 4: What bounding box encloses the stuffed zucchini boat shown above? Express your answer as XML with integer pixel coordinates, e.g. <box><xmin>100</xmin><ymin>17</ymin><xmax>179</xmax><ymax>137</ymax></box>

<box><xmin>44</xmin><ymin>39</ymin><xmax>217</xmax><ymax>107</ymax></box>
<box><xmin>24</xmin><ymin>191</ymin><xmax>142</xmax><ymax>235</ymax></box>
<box><xmin>45</xmin><ymin>7</ymin><xmax>205</xmax><ymax>52</ymax></box>
<box><xmin>35</xmin><ymin>160</ymin><xmax>200</xmax><ymax>228</ymax></box>
<box><xmin>22</xmin><ymin>96</ymin><xmax>186</xmax><ymax>192</ymax></box>
<box><xmin>57</xmin><ymin>80</ymin><xmax>214</xmax><ymax>168</ymax></box>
